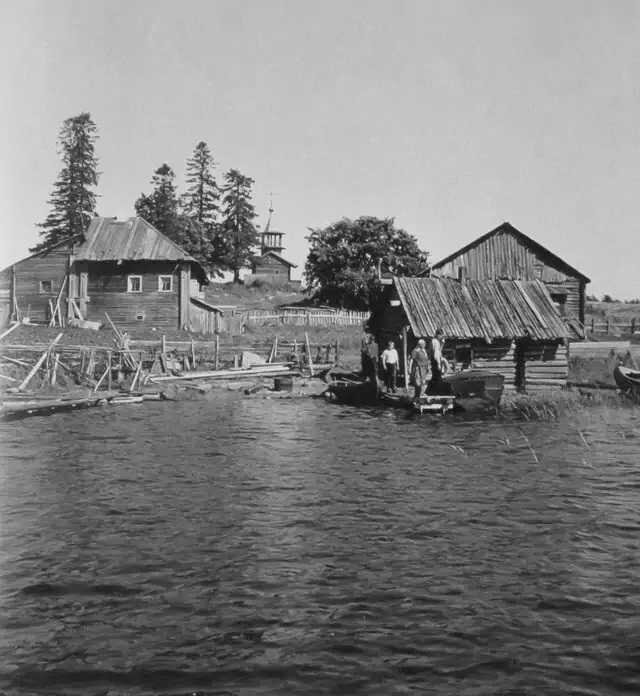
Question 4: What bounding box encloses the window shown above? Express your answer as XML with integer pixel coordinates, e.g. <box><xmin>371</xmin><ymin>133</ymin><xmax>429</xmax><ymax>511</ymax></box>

<box><xmin>158</xmin><ymin>275</ymin><xmax>173</xmax><ymax>292</ymax></box>
<box><xmin>127</xmin><ymin>275</ymin><xmax>142</xmax><ymax>293</ymax></box>
<box><xmin>39</xmin><ymin>280</ymin><xmax>53</xmax><ymax>293</ymax></box>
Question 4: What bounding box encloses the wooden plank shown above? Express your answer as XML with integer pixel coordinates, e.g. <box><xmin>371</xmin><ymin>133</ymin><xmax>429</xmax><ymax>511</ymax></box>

<box><xmin>18</xmin><ymin>332</ymin><xmax>63</xmax><ymax>391</ymax></box>
<box><xmin>0</xmin><ymin>322</ymin><xmax>20</xmax><ymax>341</ymax></box>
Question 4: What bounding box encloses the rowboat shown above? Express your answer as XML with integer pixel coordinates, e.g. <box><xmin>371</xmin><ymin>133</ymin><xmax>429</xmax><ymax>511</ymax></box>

<box><xmin>613</xmin><ymin>365</ymin><xmax>640</xmax><ymax>398</ymax></box>
<box><xmin>441</xmin><ymin>369</ymin><xmax>505</xmax><ymax>410</ymax></box>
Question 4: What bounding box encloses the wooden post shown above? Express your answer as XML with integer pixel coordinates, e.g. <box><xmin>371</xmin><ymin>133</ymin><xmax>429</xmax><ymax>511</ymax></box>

<box><xmin>631</xmin><ymin>318</ymin><xmax>636</xmax><ymax>335</ymax></box>
<box><xmin>305</xmin><ymin>331</ymin><xmax>314</xmax><ymax>377</ymax></box>
<box><xmin>191</xmin><ymin>339</ymin><xmax>196</xmax><ymax>369</ymax></box>
<box><xmin>606</xmin><ymin>318</ymin><xmax>610</xmax><ymax>335</ymax></box>
<box><xmin>233</xmin><ymin>353</ymin><xmax>238</xmax><ymax>368</ymax></box>
<box><xmin>179</xmin><ymin>264</ymin><xmax>190</xmax><ymax>330</ymax></box>
<box><xmin>107</xmin><ymin>351</ymin><xmax>112</xmax><ymax>391</ymax></box>
<box><xmin>10</xmin><ymin>265</ymin><xmax>17</xmax><ymax>321</ymax></box>
<box><xmin>51</xmin><ymin>353</ymin><xmax>59</xmax><ymax>386</ymax></box>
<box><xmin>215</xmin><ymin>334</ymin><xmax>220</xmax><ymax>370</ymax></box>
<box><xmin>335</xmin><ymin>338</ymin><xmax>339</xmax><ymax>365</ymax></box>
<box><xmin>402</xmin><ymin>326</ymin><xmax>409</xmax><ymax>390</ymax></box>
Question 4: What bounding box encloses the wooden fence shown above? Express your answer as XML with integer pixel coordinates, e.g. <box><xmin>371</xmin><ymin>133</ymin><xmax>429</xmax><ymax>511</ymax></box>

<box><xmin>242</xmin><ymin>308</ymin><xmax>369</xmax><ymax>327</ymax></box>
<box><xmin>585</xmin><ymin>317</ymin><xmax>639</xmax><ymax>337</ymax></box>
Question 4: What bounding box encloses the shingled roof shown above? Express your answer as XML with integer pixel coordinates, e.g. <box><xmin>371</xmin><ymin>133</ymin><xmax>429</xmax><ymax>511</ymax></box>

<box><xmin>393</xmin><ymin>276</ymin><xmax>570</xmax><ymax>341</ymax></box>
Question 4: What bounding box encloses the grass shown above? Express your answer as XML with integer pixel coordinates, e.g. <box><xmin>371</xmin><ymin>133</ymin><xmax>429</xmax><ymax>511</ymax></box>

<box><xmin>501</xmin><ymin>388</ymin><xmax>630</xmax><ymax>421</ymax></box>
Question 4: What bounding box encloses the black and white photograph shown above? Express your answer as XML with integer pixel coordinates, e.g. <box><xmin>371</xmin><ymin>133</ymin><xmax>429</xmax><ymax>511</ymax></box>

<box><xmin>1</xmin><ymin>1</ymin><xmax>639</xmax><ymax>694</ymax></box>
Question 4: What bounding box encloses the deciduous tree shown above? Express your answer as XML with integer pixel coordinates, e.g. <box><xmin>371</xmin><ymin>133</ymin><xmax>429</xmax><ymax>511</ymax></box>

<box><xmin>305</xmin><ymin>216</ymin><xmax>429</xmax><ymax>309</ymax></box>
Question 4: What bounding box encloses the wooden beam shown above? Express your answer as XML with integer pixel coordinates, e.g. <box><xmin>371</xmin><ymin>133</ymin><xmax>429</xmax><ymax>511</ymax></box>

<box><xmin>0</xmin><ymin>322</ymin><xmax>20</xmax><ymax>341</ymax></box>
<box><xmin>18</xmin><ymin>332</ymin><xmax>63</xmax><ymax>391</ymax></box>
<box><xmin>305</xmin><ymin>331</ymin><xmax>314</xmax><ymax>376</ymax></box>
<box><xmin>402</xmin><ymin>326</ymin><xmax>409</xmax><ymax>390</ymax></box>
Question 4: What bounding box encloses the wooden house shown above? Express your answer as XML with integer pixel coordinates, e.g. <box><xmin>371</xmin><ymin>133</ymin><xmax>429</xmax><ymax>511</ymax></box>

<box><xmin>250</xmin><ymin>207</ymin><xmax>296</xmax><ymax>285</ymax></box>
<box><xmin>431</xmin><ymin>222</ymin><xmax>590</xmax><ymax>326</ymax></box>
<box><xmin>370</xmin><ymin>276</ymin><xmax>572</xmax><ymax>392</ymax></box>
<box><xmin>0</xmin><ymin>216</ymin><xmax>222</xmax><ymax>333</ymax></box>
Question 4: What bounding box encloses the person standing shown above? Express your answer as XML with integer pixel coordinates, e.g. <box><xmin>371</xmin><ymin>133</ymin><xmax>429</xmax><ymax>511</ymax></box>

<box><xmin>409</xmin><ymin>338</ymin><xmax>430</xmax><ymax>399</ymax></box>
<box><xmin>360</xmin><ymin>332</ymin><xmax>379</xmax><ymax>382</ymax></box>
<box><xmin>427</xmin><ymin>328</ymin><xmax>446</xmax><ymax>392</ymax></box>
<box><xmin>381</xmin><ymin>340</ymin><xmax>399</xmax><ymax>393</ymax></box>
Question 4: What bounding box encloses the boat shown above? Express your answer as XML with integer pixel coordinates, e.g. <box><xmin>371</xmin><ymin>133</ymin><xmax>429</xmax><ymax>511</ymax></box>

<box><xmin>324</xmin><ymin>379</ymin><xmax>378</xmax><ymax>405</ymax></box>
<box><xmin>380</xmin><ymin>391</ymin><xmax>455</xmax><ymax>415</ymax></box>
<box><xmin>439</xmin><ymin>369</ymin><xmax>505</xmax><ymax>410</ymax></box>
<box><xmin>613</xmin><ymin>365</ymin><xmax>640</xmax><ymax>398</ymax></box>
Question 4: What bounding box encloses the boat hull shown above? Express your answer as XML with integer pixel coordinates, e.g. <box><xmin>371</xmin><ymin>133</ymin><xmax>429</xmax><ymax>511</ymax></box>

<box><xmin>613</xmin><ymin>365</ymin><xmax>640</xmax><ymax>399</ymax></box>
<box><xmin>440</xmin><ymin>369</ymin><xmax>505</xmax><ymax>410</ymax></box>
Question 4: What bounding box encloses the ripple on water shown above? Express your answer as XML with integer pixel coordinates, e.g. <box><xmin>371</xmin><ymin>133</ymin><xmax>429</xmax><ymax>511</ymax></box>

<box><xmin>1</xmin><ymin>398</ymin><xmax>640</xmax><ymax>695</ymax></box>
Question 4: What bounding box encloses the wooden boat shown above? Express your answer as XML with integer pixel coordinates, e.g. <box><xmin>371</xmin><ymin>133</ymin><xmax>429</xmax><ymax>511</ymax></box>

<box><xmin>0</xmin><ymin>396</ymin><xmax>103</xmax><ymax>421</ymax></box>
<box><xmin>324</xmin><ymin>379</ymin><xmax>378</xmax><ymax>405</ymax></box>
<box><xmin>439</xmin><ymin>369</ymin><xmax>505</xmax><ymax>410</ymax></box>
<box><xmin>613</xmin><ymin>365</ymin><xmax>640</xmax><ymax>398</ymax></box>
<box><xmin>380</xmin><ymin>391</ymin><xmax>455</xmax><ymax>415</ymax></box>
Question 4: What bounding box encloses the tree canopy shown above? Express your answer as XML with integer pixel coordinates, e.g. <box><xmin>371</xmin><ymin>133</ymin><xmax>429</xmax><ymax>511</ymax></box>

<box><xmin>305</xmin><ymin>216</ymin><xmax>429</xmax><ymax>309</ymax></box>
<box><xmin>32</xmin><ymin>112</ymin><xmax>99</xmax><ymax>252</ymax></box>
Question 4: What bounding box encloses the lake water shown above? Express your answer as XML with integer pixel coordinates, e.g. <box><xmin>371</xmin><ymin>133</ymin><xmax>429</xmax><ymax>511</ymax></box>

<box><xmin>1</xmin><ymin>395</ymin><xmax>640</xmax><ymax>695</ymax></box>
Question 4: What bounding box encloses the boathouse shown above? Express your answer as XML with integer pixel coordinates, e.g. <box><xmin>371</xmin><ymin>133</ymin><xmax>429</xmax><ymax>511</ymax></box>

<box><xmin>431</xmin><ymin>222</ymin><xmax>590</xmax><ymax>327</ymax></box>
<box><xmin>370</xmin><ymin>276</ymin><xmax>571</xmax><ymax>392</ymax></box>
<box><xmin>0</xmin><ymin>216</ymin><xmax>222</xmax><ymax>333</ymax></box>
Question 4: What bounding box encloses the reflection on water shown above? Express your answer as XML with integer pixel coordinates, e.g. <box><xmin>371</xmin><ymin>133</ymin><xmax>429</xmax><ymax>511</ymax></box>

<box><xmin>1</xmin><ymin>395</ymin><xmax>640</xmax><ymax>695</ymax></box>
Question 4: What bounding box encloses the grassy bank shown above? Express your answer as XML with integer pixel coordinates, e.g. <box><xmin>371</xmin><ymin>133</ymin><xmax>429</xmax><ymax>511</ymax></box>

<box><xmin>501</xmin><ymin>388</ymin><xmax>633</xmax><ymax>421</ymax></box>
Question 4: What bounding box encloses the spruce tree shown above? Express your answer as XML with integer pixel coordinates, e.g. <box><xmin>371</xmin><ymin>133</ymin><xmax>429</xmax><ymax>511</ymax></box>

<box><xmin>181</xmin><ymin>141</ymin><xmax>221</xmax><ymax>272</ymax></box>
<box><xmin>32</xmin><ymin>113</ymin><xmax>99</xmax><ymax>252</ymax></box>
<box><xmin>218</xmin><ymin>169</ymin><xmax>259</xmax><ymax>282</ymax></box>
<box><xmin>134</xmin><ymin>163</ymin><xmax>179</xmax><ymax>237</ymax></box>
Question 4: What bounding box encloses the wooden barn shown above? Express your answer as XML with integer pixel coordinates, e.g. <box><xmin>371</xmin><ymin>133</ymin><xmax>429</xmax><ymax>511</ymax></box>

<box><xmin>431</xmin><ymin>222</ymin><xmax>590</xmax><ymax>327</ymax></box>
<box><xmin>0</xmin><ymin>216</ymin><xmax>222</xmax><ymax>333</ymax></box>
<box><xmin>370</xmin><ymin>276</ymin><xmax>572</xmax><ymax>392</ymax></box>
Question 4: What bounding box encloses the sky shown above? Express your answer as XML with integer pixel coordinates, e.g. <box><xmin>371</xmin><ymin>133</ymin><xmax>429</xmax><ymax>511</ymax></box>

<box><xmin>1</xmin><ymin>0</ymin><xmax>639</xmax><ymax>298</ymax></box>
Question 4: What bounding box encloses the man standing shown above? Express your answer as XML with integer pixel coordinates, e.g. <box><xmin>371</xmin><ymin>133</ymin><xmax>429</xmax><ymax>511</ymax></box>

<box><xmin>427</xmin><ymin>328</ymin><xmax>445</xmax><ymax>392</ymax></box>
<box><xmin>381</xmin><ymin>340</ymin><xmax>399</xmax><ymax>393</ymax></box>
<box><xmin>360</xmin><ymin>332</ymin><xmax>379</xmax><ymax>382</ymax></box>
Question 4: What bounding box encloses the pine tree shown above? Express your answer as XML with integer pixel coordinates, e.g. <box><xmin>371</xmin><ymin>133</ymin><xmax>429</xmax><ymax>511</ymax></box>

<box><xmin>32</xmin><ymin>113</ymin><xmax>99</xmax><ymax>252</ymax></box>
<box><xmin>218</xmin><ymin>169</ymin><xmax>259</xmax><ymax>282</ymax></box>
<box><xmin>134</xmin><ymin>163</ymin><xmax>179</xmax><ymax>237</ymax></box>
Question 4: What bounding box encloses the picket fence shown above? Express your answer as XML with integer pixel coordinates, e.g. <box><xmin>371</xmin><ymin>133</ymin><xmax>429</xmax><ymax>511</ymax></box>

<box><xmin>242</xmin><ymin>308</ymin><xmax>369</xmax><ymax>327</ymax></box>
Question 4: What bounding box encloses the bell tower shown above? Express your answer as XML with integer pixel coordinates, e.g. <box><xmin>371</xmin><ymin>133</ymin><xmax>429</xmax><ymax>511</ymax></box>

<box><xmin>260</xmin><ymin>198</ymin><xmax>285</xmax><ymax>255</ymax></box>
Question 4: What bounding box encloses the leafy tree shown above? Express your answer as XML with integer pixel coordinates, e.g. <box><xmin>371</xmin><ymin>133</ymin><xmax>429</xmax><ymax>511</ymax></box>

<box><xmin>32</xmin><ymin>112</ymin><xmax>99</xmax><ymax>252</ymax></box>
<box><xmin>305</xmin><ymin>216</ymin><xmax>429</xmax><ymax>309</ymax></box>
<box><xmin>218</xmin><ymin>169</ymin><xmax>259</xmax><ymax>282</ymax></box>
<box><xmin>134</xmin><ymin>163</ymin><xmax>179</xmax><ymax>237</ymax></box>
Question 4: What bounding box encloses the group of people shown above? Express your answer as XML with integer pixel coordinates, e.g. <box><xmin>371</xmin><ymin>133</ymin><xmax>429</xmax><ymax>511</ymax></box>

<box><xmin>361</xmin><ymin>328</ymin><xmax>448</xmax><ymax>397</ymax></box>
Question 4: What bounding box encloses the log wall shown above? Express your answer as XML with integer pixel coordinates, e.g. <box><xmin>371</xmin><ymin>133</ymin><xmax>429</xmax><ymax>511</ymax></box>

<box><xmin>83</xmin><ymin>261</ymin><xmax>181</xmax><ymax>330</ymax></box>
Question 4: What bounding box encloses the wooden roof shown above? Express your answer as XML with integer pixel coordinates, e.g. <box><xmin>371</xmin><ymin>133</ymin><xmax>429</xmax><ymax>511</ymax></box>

<box><xmin>77</xmin><ymin>217</ymin><xmax>196</xmax><ymax>263</ymax></box>
<box><xmin>253</xmin><ymin>250</ymin><xmax>297</xmax><ymax>268</ymax></box>
<box><xmin>432</xmin><ymin>222</ymin><xmax>590</xmax><ymax>283</ymax></box>
<box><xmin>393</xmin><ymin>276</ymin><xmax>570</xmax><ymax>341</ymax></box>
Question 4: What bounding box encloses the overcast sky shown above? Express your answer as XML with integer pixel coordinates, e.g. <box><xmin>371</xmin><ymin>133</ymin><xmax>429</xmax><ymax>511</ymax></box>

<box><xmin>1</xmin><ymin>0</ymin><xmax>639</xmax><ymax>298</ymax></box>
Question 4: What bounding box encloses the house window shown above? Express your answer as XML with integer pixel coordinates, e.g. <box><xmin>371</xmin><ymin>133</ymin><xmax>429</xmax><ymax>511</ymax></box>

<box><xmin>158</xmin><ymin>275</ymin><xmax>173</xmax><ymax>292</ymax></box>
<box><xmin>127</xmin><ymin>275</ymin><xmax>142</xmax><ymax>293</ymax></box>
<box><xmin>39</xmin><ymin>280</ymin><xmax>53</xmax><ymax>293</ymax></box>
<box><xmin>550</xmin><ymin>293</ymin><xmax>567</xmax><ymax>316</ymax></box>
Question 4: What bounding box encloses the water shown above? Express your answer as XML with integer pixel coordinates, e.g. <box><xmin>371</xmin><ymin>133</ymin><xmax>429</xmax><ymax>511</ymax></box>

<box><xmin>1</xmin><ymin>395</ymin><xmax>640</xmax><ymax>695</ymax></box>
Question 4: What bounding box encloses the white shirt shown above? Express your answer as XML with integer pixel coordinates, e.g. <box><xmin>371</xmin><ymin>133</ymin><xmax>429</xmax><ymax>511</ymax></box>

<box><xmin>381</xmin><ymin>348</ymin><xmax>399</xmax><ymax>366</ymax></box>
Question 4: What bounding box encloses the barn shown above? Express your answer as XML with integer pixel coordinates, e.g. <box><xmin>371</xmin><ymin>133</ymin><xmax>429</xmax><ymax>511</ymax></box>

<box><xmin>431</xmin><ymin>222</ymin><xmax>590</xmax><ymax>327</ymax></box>
<box><xmin>370</xmin><ymin>276</ymin><xmax>572</xmax><ymax>392</ymax></box>
<box><xmin>0</xmin><ymin>216</ymin><xmax>221</xmax><ymax>333</ymax></box>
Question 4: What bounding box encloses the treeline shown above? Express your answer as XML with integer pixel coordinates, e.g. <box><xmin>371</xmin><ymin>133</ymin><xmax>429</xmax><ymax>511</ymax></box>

<box><xmin>33</xmin><ymin>113</ymin><xmax>259</xmax><ymax>280</ymax></box>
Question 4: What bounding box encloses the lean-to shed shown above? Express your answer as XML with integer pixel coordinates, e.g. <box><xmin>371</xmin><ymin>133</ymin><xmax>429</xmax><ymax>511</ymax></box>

<box><xmin>431</xmin><ymin>222</ymin><xmax>590</xmax><ymax>326</ymax></box>
<box><xmin>370</xmin><ymin>276</ymin><xmax>572</xmax><ymax>392</ymax></box>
